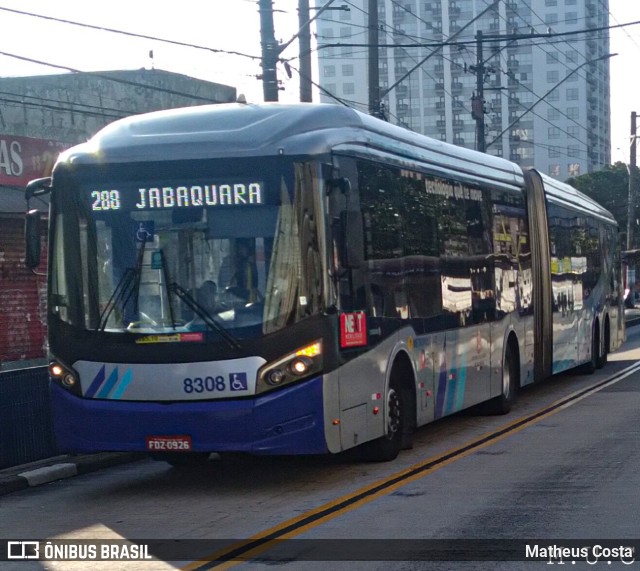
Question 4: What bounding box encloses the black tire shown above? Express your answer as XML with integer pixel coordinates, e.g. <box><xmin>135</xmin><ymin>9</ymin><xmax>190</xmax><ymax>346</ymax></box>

<box><xmin>360</xmin><ymin>377</ymin><xmax>404</xmax><ymax>462</ymax></box>
<box><xmin>596</xmin><ymin>322</ymin><xmax>608</xmax><ymax>369</ymax></box>
<box><xmin>580</xmin><ymin>325</ymin><xmax>598</xmax><ymax>374</ymax></box>
<box><xmin>150</xmin><ymin>452</ymin><xmax>211</xmax><ymax>467</ymax></box>
<box><xmin>483</xmin><ymin>345</ymin><xmax>518</xmax><ymax>415</ymax></box>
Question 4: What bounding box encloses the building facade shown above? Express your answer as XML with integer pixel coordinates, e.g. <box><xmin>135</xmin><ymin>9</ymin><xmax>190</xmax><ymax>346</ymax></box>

<box><xmin>316</xmin><ymin>0</ymin><xmax>610</xmax><ymax>180</ymax></box>
<box><xmin>0</xmin><ymin>69</ymin><xmax>236</xmax><ymax>369</ymax></box>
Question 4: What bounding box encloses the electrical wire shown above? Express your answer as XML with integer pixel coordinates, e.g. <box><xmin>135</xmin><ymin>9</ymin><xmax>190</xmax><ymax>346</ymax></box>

<box><xmin>0</xmin><ymin>5</ymin><xmax>260</xmax><ymax>61</ymax></box>
<box><xmin>0</xmin><ymin>50</ymin><xmax>233</xmax><ymax>103</ymax></box>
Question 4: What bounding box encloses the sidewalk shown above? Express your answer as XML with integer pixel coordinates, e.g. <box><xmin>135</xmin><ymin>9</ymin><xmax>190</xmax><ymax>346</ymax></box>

<box><xmin>625</xmin><ymin>306</ymin><xmax>640</xmax><ymax>327</ymax></box>
<box><xmin>2</xmin><ymin>311</ymin><xmax>640</xmax><ymax>497</ymax></box>
<box><xmin>0</xmin><ymin>452</ymin><xmax>142</xmax><ymax>496</ymax></box>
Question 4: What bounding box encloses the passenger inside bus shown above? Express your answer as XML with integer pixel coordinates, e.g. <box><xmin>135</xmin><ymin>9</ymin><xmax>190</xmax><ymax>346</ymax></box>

<box><xmin>196</xmin><ymin>280</ymin><xmax>218</xmax><ymax>314</ymax></box>
<box><xmin>218</xmin><ymin>239</ymin><xmax>259</xmax><ymax>302</ymax></box>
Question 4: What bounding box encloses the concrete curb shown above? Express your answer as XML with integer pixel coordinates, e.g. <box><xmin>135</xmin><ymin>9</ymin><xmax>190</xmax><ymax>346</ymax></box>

<box><xmin>0</xmin><ymin>453</ymin><xmax>142</xmax><ymax>497</ymax></box>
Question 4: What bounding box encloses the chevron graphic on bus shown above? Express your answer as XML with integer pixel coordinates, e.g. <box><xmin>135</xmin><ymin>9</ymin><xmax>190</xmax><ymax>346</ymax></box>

<box><xmin>85</xmin><ymin>365</ymin><xmax>134</xmax><ymax>399</ymax></box>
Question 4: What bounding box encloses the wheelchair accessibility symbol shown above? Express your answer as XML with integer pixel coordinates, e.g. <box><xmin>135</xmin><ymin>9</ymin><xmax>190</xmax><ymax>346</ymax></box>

<box><xmin>135</xmin><ymin>221</ymin><xmax>154</xmax><ymax>242</ymax></box>
<box><xmin>229</xmin><ymin>372</ymin><xmax>248</xmax><ymax>391</ymax></box>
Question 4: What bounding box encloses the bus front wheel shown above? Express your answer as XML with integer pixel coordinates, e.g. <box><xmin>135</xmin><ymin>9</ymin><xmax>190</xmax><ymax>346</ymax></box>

<box><xmin>360</xmin><ymin>376</ymin><xmax>404</xmax><ymax>462</ymax></box>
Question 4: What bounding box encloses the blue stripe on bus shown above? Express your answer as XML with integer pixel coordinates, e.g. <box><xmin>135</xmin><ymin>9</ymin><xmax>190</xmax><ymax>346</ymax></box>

<box><xmin>445</xmin><ymin>375</ymin><xmax>456</xmax><ymax>415</ymax></box>
<box><xmin>96</xmin><ymin>367</ymin><xmax>120</xmax><ymax>398</ymax></box>
<box><xmin>110</xmin><ymin>369</ymin><xmax>133</xmax><ymax>399</ymax></box>
<box><xmin>445</xmin><ymin>346</ymin><xmax>458</xmax><ymax>415</ymax></box>
<box><xmin>85</xmin><ymin>364</ymin><xmax>106</xmax><ymax>398</ymax></box>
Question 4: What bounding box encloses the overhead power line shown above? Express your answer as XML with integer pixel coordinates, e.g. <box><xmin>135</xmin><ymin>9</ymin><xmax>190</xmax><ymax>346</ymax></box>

<box><xmin>0</xmin><ymin>50</ymin><xmax>231</xmax><ymax>103</ymax></box>
<box><xmin>316</xmin><ymin>18</ymin><xmax>640</xmax><ymax>50</ymax></box>
<box><xmin>0</xmin><ymin>5</ymin><xmax>260</xmax><ymax>61</ymax></box>
<box><xmin>485</xmin><ymin>53</ymin><xmax>616</xmax><ymax>149</ymax></box>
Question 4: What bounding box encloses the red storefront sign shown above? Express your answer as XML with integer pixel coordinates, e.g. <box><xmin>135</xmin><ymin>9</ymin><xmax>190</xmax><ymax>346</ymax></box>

<box><xmin>0</xmin><ymin>135</ymin><xmax>70</xmax><ymax>187</ymax></box>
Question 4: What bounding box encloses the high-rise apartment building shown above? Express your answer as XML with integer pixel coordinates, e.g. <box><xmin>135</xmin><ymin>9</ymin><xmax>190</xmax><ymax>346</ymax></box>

<box><xmin>316</xmin><ymin>0</ymin><xmax>610</xmax><ymax>180</ymax></box>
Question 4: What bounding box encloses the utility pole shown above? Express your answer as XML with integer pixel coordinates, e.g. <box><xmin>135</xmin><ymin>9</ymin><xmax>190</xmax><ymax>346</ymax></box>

<box><xmin>259</xmin><ymin>0</ymin><xmax>280</xmax><ymax>101</ymax></box>
<box><xmin>381</xmin><ymin>0</ymin><xmax>498</xmax><ymax>103</ymax></box>
<box><xmin>261</xmin><ymin>0</ymin><xmax>343</xmax><ymax>103</ymax></box>
<box><xmin>627</xmin><ymin>111</ymin><xmax>637</xmax><ymax>251</ymax></box>
<box><xmin>471</xmin><ymin>30</ymin><xmax>486</xmax><ymax>152</ymax></box>
<box><xmin>298</xmin><ymin>0</ymin><xmax>312</xmax><ymax>102</ymax></box>
<box><xmin>626</xmin><ymin>111</ymin><xmax>637</xmax><ymax>303</ymax></box>
<box><xmin>469</xmin><ymin>29</ymin><xmax>567</xmax><ymax>153</ymax></box>
<box><xmin>368</xmin><ymin>0</ymin><xmax>380</xmax><ymax>117</ymax></box>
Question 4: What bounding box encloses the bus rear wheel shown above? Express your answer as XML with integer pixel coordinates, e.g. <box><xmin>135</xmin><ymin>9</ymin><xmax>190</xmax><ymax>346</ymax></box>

<box><xmin>482</xmin><ymin>345</ymin><xmax>518</xmax><ymax>415</ymax></box>
<box><xmin>360</xmin><ymin>377</ymin><xmax>403</xmax><ymax>462</ymax></box>
<box><xmin>596</xmin><ymin>321</ymin><xmax>609</xmax><ymax>369</ymax></box>
<box><xmin>580</xmin><ymin>324</ymin><xmax>599</xmax><ymax>374</ymax></box>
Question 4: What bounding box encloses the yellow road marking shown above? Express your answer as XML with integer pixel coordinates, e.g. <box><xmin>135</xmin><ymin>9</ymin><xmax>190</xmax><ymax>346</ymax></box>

<box><xmin>184</xmin><ymin>362</ymin><xmax>640</xmax><ymax>569</ymax></box>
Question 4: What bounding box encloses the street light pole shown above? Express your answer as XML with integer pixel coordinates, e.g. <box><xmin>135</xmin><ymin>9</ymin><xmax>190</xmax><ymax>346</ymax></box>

<box><xmin>472</xmin><ymin>30</ymin><xmax>486</xmax><ymax>152</ymax></box>
<box><xmin>627</xmin><ymin>111</ymin><xmax>637</xmax><ymax>250</ymax></box>
<box><xmin>626</xmin><ymin>111</ymin><xmax>637</xmax><ymax>303</ymax></box>
<box><xmin>368</xmin><ymin>0</ymin><xmax>380</xmax><ymax>117</ymax></box>
<box><xmin>259</xmin><ymin>0</ymin><xmax>280</xmax><ymax>102</ymax></box>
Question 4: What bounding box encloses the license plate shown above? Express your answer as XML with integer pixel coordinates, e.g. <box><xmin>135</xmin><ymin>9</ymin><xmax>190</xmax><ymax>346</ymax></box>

<box><xmin>145</xmin><ymin>435</ymin><xmax>192</xmax><ymax>452</ymax></box>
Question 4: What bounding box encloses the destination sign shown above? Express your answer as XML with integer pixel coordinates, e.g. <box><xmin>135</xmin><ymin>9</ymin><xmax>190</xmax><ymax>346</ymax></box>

<box><xmin>88</xmin><ymin>181</ymin><xmax>264</xmax><ymax>212</ymax></box>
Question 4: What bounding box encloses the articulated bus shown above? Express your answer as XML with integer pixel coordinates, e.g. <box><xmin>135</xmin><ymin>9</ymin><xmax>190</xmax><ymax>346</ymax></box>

<box><xmin>25</xmin><ymin>103</ymin><xmax>624</xmax><ymax>465</ymax></box>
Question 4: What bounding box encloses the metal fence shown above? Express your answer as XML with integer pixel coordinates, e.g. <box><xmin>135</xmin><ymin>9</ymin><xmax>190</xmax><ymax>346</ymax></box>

<box><xmin>0</xmin><ymin>367</ymin><xmax>56</xmax><ymax>469</ymax></box>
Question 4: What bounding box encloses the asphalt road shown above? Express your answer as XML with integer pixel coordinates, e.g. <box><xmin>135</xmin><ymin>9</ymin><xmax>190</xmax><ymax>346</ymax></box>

<box><xmin>2</xmin><ymin>327</ymin><xmax>640</xmax><ymax>570</ymax></box>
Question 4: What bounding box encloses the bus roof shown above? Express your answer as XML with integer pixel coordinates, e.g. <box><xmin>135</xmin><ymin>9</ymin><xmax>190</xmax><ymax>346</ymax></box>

<box><xmin>538</xmin><ymin>171</ymin><xmax>617</xmax><ymax>225</ymax></box>
<box><xmin>56</xmin><ymin>103</ymin><xmax>614</xmax><ymax>223</ymax></box>
<box><xmin>59</xmin><ymin>102</ymin><xmax>524</xmax><ymax>190</ymax></box>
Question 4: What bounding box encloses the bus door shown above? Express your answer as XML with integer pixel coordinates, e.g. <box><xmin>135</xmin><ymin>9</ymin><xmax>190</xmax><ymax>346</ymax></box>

<box><xmin>438</xmin><ymin>258</ymin><xmax>492</xmax><ymax>413</ymax></box>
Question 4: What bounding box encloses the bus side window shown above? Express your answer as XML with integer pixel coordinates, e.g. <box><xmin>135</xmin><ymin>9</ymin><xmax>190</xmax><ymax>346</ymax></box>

<box><xmin>370</xmin><ymin>283</ymin><xmax>385</xmax><ymax>317</ymax></box>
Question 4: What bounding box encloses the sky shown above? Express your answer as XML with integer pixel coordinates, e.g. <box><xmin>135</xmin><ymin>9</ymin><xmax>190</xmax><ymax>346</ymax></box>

<box><xmin>0</xmin><ymin>0</ymin><xmax>637</xmax><ymax>165</ymax></box>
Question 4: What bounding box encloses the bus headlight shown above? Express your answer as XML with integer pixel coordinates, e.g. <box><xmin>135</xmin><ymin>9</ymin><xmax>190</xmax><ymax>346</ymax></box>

<box><xmin>289</xmin><ymin>356</ymin><xmax>312</xmax><ymax>375</ymax></box>
<box><xmin>266</xmin><ymin>369</ymin><xmax>285</xmax><ymax>386</ymax></box>
<box><xmin>49</xmin><ymin>360</ymin><xmax>81</xmax><ymax>396</ymax></box>
<box><xmin>50</xmin><ymin>363</ymin><xmax>64</xmax><ymax>377</ymax></box>
<box><xmin>257</xmin><ymin>341</ymin><xmax>322</xmax><ymax>393</ymax></box>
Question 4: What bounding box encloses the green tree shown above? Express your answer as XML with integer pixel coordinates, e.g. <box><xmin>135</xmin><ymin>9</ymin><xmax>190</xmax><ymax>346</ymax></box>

<box><xmin>566</xmin><ymin>162</ymin><xmax>640</xmax><ymax>248</ymax></box>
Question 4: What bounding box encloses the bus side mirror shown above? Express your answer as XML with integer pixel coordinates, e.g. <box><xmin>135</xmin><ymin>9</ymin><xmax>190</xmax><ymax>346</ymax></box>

<box><xmin>25</xmin><ymin>177</ymin><xmax>52</xmax><ymax>201</ymax></box>
<box><xmin>25</xmin><ymin>209</ymin><xmax>42</xmax><ymax>269</ymax></box>
<box><xmin>340</xmin><ymin>210</ymin><xmax>364</xmax><ymax>269</ymax></box>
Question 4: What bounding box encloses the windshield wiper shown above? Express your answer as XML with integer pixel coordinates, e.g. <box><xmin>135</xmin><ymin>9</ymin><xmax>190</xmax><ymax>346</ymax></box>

<box><xmin>98</xmin><ymin>240</ymin><xmax>147</xmax><ymax>331</ymax></box>
<box><xmin>170</xmin><ymin>282</ymin><xmax>241</xmax><ymax>350</ymax></box>
<box><xmin>98</xmin><ymin>267</ymin><xmax>136</xmax><ymax>331</ymax></box>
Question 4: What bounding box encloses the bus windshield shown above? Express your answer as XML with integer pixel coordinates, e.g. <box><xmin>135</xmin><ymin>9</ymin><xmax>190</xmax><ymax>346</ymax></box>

<box><xmin>49</xmin><ymin>158</ymin><xmax>325</xmax><ymax>340</ymax></box>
